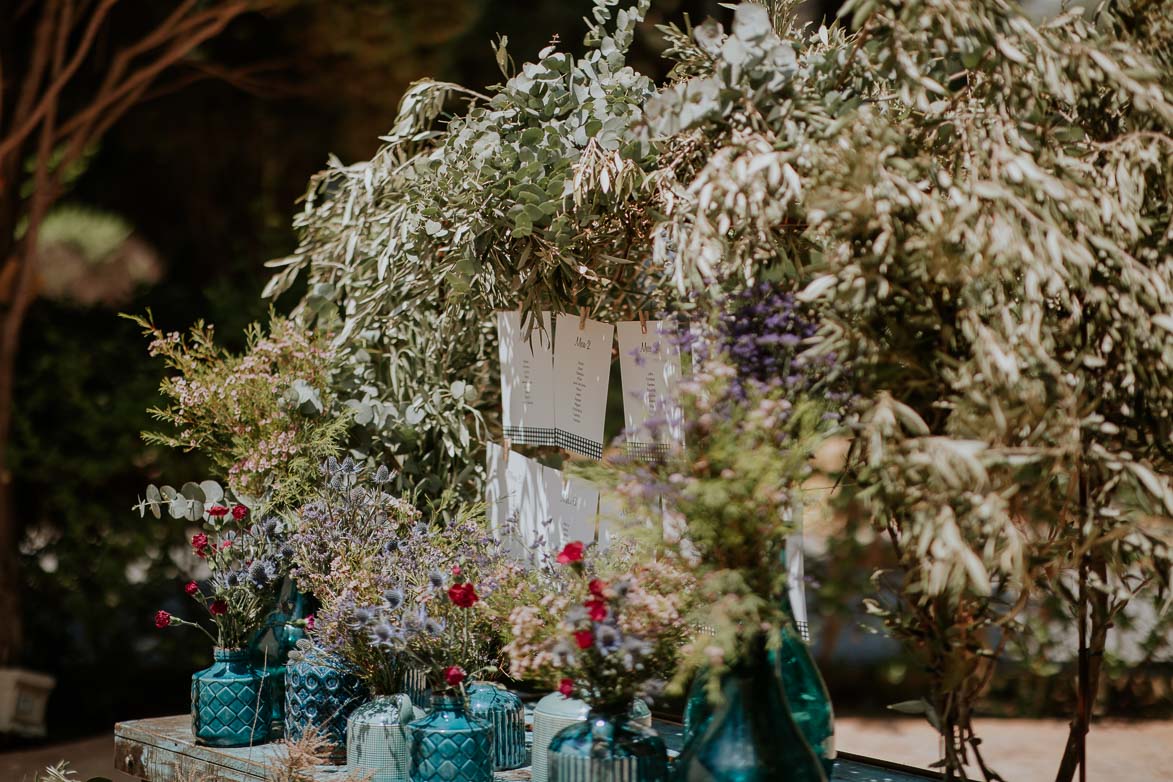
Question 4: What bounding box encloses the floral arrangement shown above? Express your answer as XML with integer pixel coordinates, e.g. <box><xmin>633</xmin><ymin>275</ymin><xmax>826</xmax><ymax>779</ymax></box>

<box><xmin>584</xmin><ymin>286</ymin><xmax>850</xmax><ymax>688</ymax></box>
<box><xmin>289</xmin><ymin>456</ymin><xmax>518</xmax><ymax>694</ymax></box>
<box><xmin>154</xmin><ymin>501</ymin><xmax>291</xmax><ymax>650</ymax></box>
<box><xmin>128</xmin><ymin>313</ymin><xmax>349</xmax><ymax>509</ymax></box>
<box><xmin>503</xmin><ymin>540</ymin><xmax>692</xmax><ymax>709</ymax></box>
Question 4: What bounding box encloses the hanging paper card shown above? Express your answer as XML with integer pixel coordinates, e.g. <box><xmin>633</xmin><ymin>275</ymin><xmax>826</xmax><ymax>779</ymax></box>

<box><xmin>484</xmin><ymin>443</ymin><xmax>529</xmax><ymax>561</ymax></box>
<box><xmin>497</xmin><ymin>310</ymin><xmax>556</xmax><ymax>446</ymax></box>
<box><xmin>786</xmin><ymin>498</ymin><xmax>810</xmax><ymax>641</ymax></box>
<box><xmin>597</xmin><ymin>491</ymin><xmax>651</xmax><ymax>552</ymax></box>
<box><xmin>616</xmin><ymin>320</ymin><xmax>684</xmax><ymax>460</ymax></box>
<box><xmin>543</xmin><ymin>467</ymin><xmax>600</xmax><ymax>547</ymax></box>
<box><xmin>553</xmin><ymin>313</ymin><xmax>614</xmax><ymax>459</ymax></box>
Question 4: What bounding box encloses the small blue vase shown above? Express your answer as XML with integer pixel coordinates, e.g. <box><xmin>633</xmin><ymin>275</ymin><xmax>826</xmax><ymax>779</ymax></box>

<box><xmin>191</xmin><ymin>648</ymin><xmax>272</xmax><ymax>747</ymax></box>
<box><xmin>467</xmin><ymin>682</ymin><xmax>525</xmax><ymax>770</ymax></box>
<box><xmin>284</xmin><ymin>642</ymin><xmax>370</xmax><ymax>761</ymax></box>
<box><xmin>407</xmin><ymin>691</ymin><xmax>494</xmax><ymax>782</ymax></box>
<box><xmin>547</xmin><ymin>704</ymin><xmax>668</xmax><ymax>782</ymax></box>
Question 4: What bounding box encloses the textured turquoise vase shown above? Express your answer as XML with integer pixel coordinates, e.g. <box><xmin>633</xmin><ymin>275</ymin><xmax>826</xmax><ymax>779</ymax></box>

<box><xmin>284</xmin><ymin>642</ymin><xmax>370</xmax><ymax>761</ymax></box>
<box><xmin>673</xmin><ymin>634</ymin><xmax>827</xmax><ymax>782</ymax></box>
<box><xmin>532</xmin><ymin>693</ymin><xmax>652</xmax><ymax>782</ymax></box>
<box><xmin>191</xmin><ymin>648</ymin><xmax>272</xmax><ymax>747</ymax></box>
<box><xmin>407</xmin><ymin>692</ymin><xmax>494</xmax><ymax>782</ymax></box>
<box><xmin>547</xmin><ymin>706</ymin><xmax>668</xmax><ymax>782</ymax></box>
<box><xmin>347</xmin><ymin>694</ymin><xmax>419</xmax><ymax>782</ymax></box>
<box><xmin>467</xmin><ymin>682</ymin><xmax>525</xmax><ymax>771</ymax></box>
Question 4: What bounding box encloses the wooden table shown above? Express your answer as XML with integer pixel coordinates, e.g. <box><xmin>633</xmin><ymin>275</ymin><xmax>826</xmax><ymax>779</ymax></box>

<box><xmin>115</xmin><ymin>715</ymin><xmax>946</xmax><ymax>782</ymax></box>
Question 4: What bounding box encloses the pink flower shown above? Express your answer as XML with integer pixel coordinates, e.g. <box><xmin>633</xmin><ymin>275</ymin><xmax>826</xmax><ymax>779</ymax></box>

<box><xmin>154</xmin><ymin>610</ymin><xmax>172</xmax><ymax>629</ymax></box>
<box><xmin>559</xmin><ymin>678</ymin><xmax>575</xmax><ymax>697</ymax></box>
<box><xmin>556</xmin><ymin>541</ymin><xmax>585</xmax><ymax>564</ymax></box>
<box><xmin>574</xmin><ymin>629</ymin><xmax>593</xmax><ymax>650</ymax></box>
<box><xmin>305</xmin><ymin>614</ymin><xmax>315</xmax><ymax>631</ymax></box>
<box><xmin>232</xmin><ymin>504</ymin><xmax>249</xmax><ymax>521</ymax></box>
<box><xmin>444</xmin><ymin>666</ymin><xmax>466</xmax><ymax>687</ymax></box>
<box><xmin>451</xmin><ymin>565</ymin><xmax>462</xmax><ymax>576</ymax></box>
<box><xmin>184</xmin><ymin>581</ymin><xmax>199</xmax><ymax>596</ymax></box>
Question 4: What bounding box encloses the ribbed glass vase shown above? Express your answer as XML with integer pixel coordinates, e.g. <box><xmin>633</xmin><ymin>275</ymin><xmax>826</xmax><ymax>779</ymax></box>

<box><xmin>407</xmin><ymin>692</ymin><xmax>494</xmax><ymax>782</ymax></box>
<box><xmin>533</xmin><ymin>693</ymin><xmax>652</xmax><ymax>782</ymax></box>
<box><xmin>346</xmin><ymin>693</ymin><xmax>419</xmax><ymax>782</ymax></box>
<box><xmin>284</xmin><ymin>642</ymin><xmax>370</xmax><ymax>761</ymax></box>
<box><xmin>547</xmin><ymin>704</ymin><xmax>668</xmax><ymax>782</ymax></box>
<box><xmin>467</xmin><ymin>682</ymin><xmax>526</xmax><ymax>770</ymax></box>
<box><xmin>673</xmin><ymin>633</ymin><xmax>827</xmax><ymax>782</ymax></box>
<box><xmin>191</xmin><ymin>648</ymin><xmax>272</xmax><ymax>747</ymax></box>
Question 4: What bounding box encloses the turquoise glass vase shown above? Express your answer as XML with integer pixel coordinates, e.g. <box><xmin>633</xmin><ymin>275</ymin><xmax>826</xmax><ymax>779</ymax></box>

<box><xmin>547</xmin><ymin>704</ymin><xmax>668</xmax><ymax>782</ymax></box>
<box><xmin>407</xmin><ymin>692</ymin><xmax>494</xmax><ymax>782</ymax></box>
<box><xmin>673</xmin><ymin>633</ymin><xmax>827</xmax><ymax>782</ymax></box>
<box><xmin>250</xmin><ymin>579</ymin><xmax>307</xmax><ymax>737</ymax></box>
<box><xmin>284</xmin><ymin>641</ymin><xmax>370</xmax><ymax>761</ymax></box>
<box><xmin>191</xmin><ymin>648</ymin><xmax>272</xmax><ymax>747</ymax></box>
<box><xmin>777</xmin><ymin>621</ymin><xmax>836</xmax><ymax>778</ymax></box>
<box><xmin>467</xmin><ymin>682</ymin><xmax>526</xmax><ymax>770</ymax></box>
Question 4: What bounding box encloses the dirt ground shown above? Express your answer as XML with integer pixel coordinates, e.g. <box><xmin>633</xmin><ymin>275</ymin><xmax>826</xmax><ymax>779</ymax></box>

<box><xmin>2</xmin><ymin>716</ymin><xmax>1171</xmax><ymax>781</ymax></box>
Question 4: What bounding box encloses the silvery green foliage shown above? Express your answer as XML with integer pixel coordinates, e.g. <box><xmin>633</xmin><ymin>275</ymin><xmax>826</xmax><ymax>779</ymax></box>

<box><xmin>266</xmin><ymin>0</ymin><xmax>668</xmax><ymax>498</ymax></box>
<box><xmin>273</xmin><ymin>2</ymin><xmax>1171</xmax><ymax>775</ymax></box>
<box><xmin>134</xmin><ymin>480</ymin><xmax>235</xmax><ymax>522</ymax></box>
<box><xmin>641</xmin><ymin>1</ymin><xmax>1172</xmax><ymax>777</ymax></box>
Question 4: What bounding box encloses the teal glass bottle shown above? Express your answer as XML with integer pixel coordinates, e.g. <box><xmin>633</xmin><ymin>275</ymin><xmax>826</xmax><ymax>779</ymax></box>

<box><xmin>467</xmin><ymin>682</ymin><xmax>526</xmax><ymax>770</ymax></box>
<box><xmin>250</xmin><ymin>579</ymin><xmax>307</xmax><ymax>737</ymax></box>
<box><xmin>673</xmin><ymin>633</ymin><xmax>827</xmax><ymax>782</ymax></box>
<box><xmin>191</xmin><ymin>648</ymin><xmax>273</xmax><ymax>747</ymax></box>
<box><xmin>407</xmin><ymin>691</ymin><xmax>494</xmax><ymax>782</ymax></box>
<box><xmin>547</xmin><ymin>702</ymin><xmax>668</xmax><ymax>782</ymax></box>
<box><xmin>777</xmin><ymin>621</ymin><xmax>836</xmax><ymax>778</ymax></box>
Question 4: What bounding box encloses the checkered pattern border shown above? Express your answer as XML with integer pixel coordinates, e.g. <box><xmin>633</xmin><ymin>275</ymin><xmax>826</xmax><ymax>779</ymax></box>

<box><xmin>796</xmin><ymin>619</ymin><xmax>810</xmax><ymax>643</ymax></box>
<box><xmin>503</xmin><ymin>425</ymin><xmax>558</xmax><ymax>447</ymax></box>
<box><xmin>557</xmin><ymin>430</ymin><xmax>603</xmax><ymax>460</ymax></box>
<box><xmin>626</xmin><ymin>440</ymin><xmax>670</xmax><ymax>461</ymax></box>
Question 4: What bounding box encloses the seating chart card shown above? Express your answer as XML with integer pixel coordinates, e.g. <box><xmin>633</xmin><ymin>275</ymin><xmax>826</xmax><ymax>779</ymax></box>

<box><xmin>616</xmin><ymin>320</ymin><xmax>684</xmax><ymax>460</ymax></box>
<box><xmin>485</xmin><ymin>443</ymin><xmax>549</xmax><ymax>564</ymax></box>
<box><xmin>497</xmin><ymin>311</ymin><xmax>557</xmax><ymax>447</ymax></box>
<box><xmin>788</xmin><ymin>529</ymin><xmax>810</xmax><ymax>642</ymax></box>
<box><xmin>543</xmin><ymin>467</ymin><xmax>600</xmax><ymax>547</ymax></box>
<box><xmin>553</xmin><ymin>313</ymin><xmax>614</xmax><ymax>460</ymax></box>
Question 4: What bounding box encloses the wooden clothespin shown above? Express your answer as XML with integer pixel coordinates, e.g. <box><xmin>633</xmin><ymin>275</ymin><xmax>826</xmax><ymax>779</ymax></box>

<box><xmin>578</xmin><ymin>305</ymin><xmax>589</xmax><ymax>331</ymax></box>
<box><xmin>638</xmin><ymin>310</ymin><xmax>648</xmax><ymax>335</ymax></box>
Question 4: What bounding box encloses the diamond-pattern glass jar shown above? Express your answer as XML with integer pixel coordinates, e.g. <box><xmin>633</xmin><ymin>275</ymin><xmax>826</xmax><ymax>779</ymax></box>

<box><xmin>467</xmin><ymin>682</ymin><xmax>525</xmax><ymax>770</ymax></box>
<box><xmin>284</xmin><ymin>642</ymin><xmax>369</xmax><ymax>761</ymax></box>
<box><xmin>407</xmin><ymin>692</ymin><xmax>493</xmax><ymax>782</ymax></box>
<box><xmin>191</xmin><ymin>647</ymin><xmax>272</xmax><ymax>747</ymax></box>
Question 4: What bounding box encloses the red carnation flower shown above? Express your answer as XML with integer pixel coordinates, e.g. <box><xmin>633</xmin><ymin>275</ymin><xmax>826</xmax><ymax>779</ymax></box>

<box><xmin>232</xmin><ymin>504</ymin><xmax>249</xmax><ymax>521</ymax></box>
<box><xmin>556</xmin><ymin>541</ymin><xmax>585</xmax><ymax>564</ymax></box>
<box><xmin>191</xmin><ymin>533</ymin><xmax>209</xmax><ymax>557</ymax></box>
<box><xmin>221</xmin><ymin>539</ymin><xmax>233</xmax><ymax>550</ymax></box>
<box><xmin>154</xmin><ymin>610</ymin><xmax>172</xmax><ymax>629</ymax></box>
<box><xmin>305</xmin><ymin>614</ymin><xmax>315</xmax><ymax>631</ymax></box>
<box><xmin>207</xmin><ymin>505</ymin><xmax>229</xmax><ymax>518</ymax></box>
<box><xmin>585</xmin><ymin>598</ymin><xmax>608</xmax><ymax>622</ymax></box>
<box><xmin>447</xmin><ymin>582</ymin><xmax>479</xmax><ymax>608</ymax></box>
<box><xmin>209</xmin><ymin>599</ymin><xmax>228</xmax><ymax>616</ymax></box>
<box><xmin>559</xmin><ymin>678</ymin><xmax>575</xmax><ymax>697</ymax></box>
<box><xmin>184</xmin><ymin>581</ymin><xmax>199</xmax><ymax>596</ymax></box>
<box><xmin>588</xmin><ymin>578</ymin><xmax>606</xmax><ymax>597</ymax></box>
<box><xmin>444</xmin><ymin>665</ymin><xmax>466</xmax><ymax>687</ymax></box>
<box><xmin>451</xmin><ymin>565</ymin><xmax>462</xmax><ymax>576</ymax></box>
<box><xmin>574</xmin><ymin>629</ymin><xmax>594</xmax><ymax>650</ymax></box>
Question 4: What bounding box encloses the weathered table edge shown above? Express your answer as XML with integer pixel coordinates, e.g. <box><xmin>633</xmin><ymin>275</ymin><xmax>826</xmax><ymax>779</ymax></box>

<box><xmin>115</xmin><ymin>715</ymin><xmax>955</xmax><ymax>782</ymax></box>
